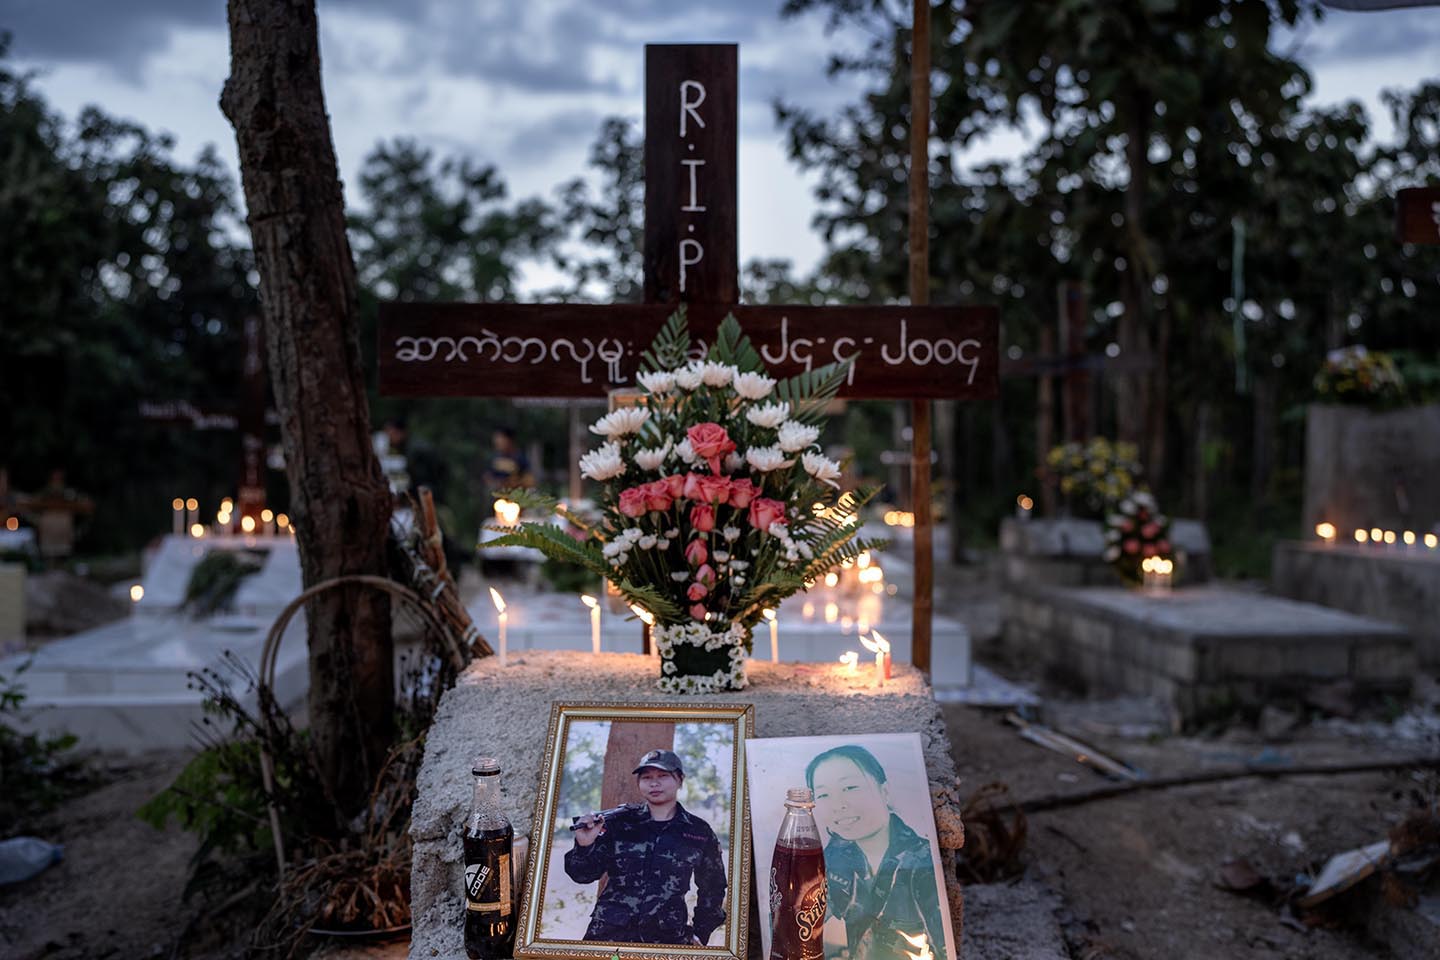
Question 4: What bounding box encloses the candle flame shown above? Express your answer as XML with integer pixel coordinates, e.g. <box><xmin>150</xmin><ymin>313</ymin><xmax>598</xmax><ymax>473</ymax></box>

<box><xmin>871</xmin><ymin>630</ymin><xmax>890</xmax><ymax>653</ymax></box>
<box><xmin>629</xmin><ymin>604</ymin><xmax>655</xmax><ymax>625</ymax></box>
<box><xmin>824</xmin><ymin>572</ymin><xmax>839</xmax><ymax>587</ymax></box>
<box><xmin>1354</xmin><ymin>528</ymin><xmax>1368</xmax><ymax>543</ymax></box>
<box><xmin>489</xmin><ymin>587</ymin><xmax>506</xmax><ymax>614</ymax></box>
<box><xmin>899</xmin><ymin>930</ymin><xmax>932</xmax><ymax>960</ymax></box>
<box><xmin>240</xmin><ymin>515</ymin><xmax>257</xmax><ymax>534</ymax></box>
<box><xmin>762</xmin><ymin>608</ymin><xmax>776</xmax><ymax>622</ymax></box>
<box><xmin>189</xmin><ymin>523</ymin><xmax>205</xmax><ymax>538</ymax></box>
<box><xmin>1427</xmin><ymin>533</ymin><xmax>1439</xmax><ymax>549</ymax></box>
<box><xmin>1315</xmin><ymin>521</ymin><xmax>1336</xmax><ymax>540</ymax></box>
<box><xmin>185</xmin><ymin>498</ymin><xmax>198</xmax><ymax>511</ymax></box>
<box><xmin>494</xmin><ymin>498</ymin><xmax>521</xmax><ymax>526</ymax></box>
<box><xmin>172</xmin><ymin>497</ymin><xmax>184</xmax><ymax>510</ymax></box>
<box><xmin>1404</xmin><ymin>530</ymin><xmax>1416</xmax><ymax>545</ymax></box>
<box><xmin>1016</xmin><ymin>494</ymin><xmax>1034</xmax><ymax>511</ymax></box>
<box><xmin>276</xmin><ymin>513</ymin><xmax>290</xmax><ymax>529</ymax></box>
<box><xmin>129</xmin><ymin>584</ymin><xmax>144</xmax><ymax>602</ymax></box>
<box><xmin>581</xmin><ymin>594</ymin><xmax>599</xmax><ymax>609</ymax></box>
<box><xmin>261</xmin><ymin>508</ymin><xmax>274</xmax><ymax>523</ymax></box>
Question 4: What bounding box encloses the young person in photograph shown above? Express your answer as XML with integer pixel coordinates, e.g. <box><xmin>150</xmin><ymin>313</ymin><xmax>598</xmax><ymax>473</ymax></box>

<box><xmin>805</xmin><ymin>744</ymin><xmax>947</xmax><ymax>960</ymax></box>
<box><xmin>565</xmin><ymin>749</ymin><xmax>728</xmax><ymax>945</ymax></box>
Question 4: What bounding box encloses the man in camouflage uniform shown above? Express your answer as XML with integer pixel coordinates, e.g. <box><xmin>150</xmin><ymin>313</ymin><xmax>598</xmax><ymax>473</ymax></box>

<box><xmin>565</xmin><ymin>749</ymin><xmax>728</xmax><ymax>945</ymax></box>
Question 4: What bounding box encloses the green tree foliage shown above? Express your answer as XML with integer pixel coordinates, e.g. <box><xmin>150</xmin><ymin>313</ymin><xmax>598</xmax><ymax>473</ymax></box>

<box><xmin>776</xmin><ymin>1</ymin><xmax>1440</xmax><ymax>548</ymax></box>
<box><xmin>0</xmin><ymin>37</ymin><xmax>261</xmax><ymax>551</ymax></box>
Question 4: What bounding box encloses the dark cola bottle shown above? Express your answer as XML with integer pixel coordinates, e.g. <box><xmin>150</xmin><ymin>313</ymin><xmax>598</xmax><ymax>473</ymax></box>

<box><xmin>769</xmin><ymin>787</ymin><xmax>827</xmax><ymax>960</ymax></box>
<box><xmin>463</xmin><ymin>757</ymin><xmax>516</xmax><ymax>959</ymax></box>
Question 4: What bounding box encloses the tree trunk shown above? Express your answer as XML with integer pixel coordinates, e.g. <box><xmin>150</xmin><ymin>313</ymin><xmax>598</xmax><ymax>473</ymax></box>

<box><xmin>221</xmin><ymin>0</ymin><xmax>394</xmax><ymax>812</ymax></box>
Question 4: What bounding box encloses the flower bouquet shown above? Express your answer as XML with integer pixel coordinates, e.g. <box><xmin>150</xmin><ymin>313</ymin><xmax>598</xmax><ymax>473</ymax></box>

<box><xmin>488</xmin><ymin>309</ymin><xmax>882</xmax><ymax>693</ymax></box>
<box><xmin>1102</xmin><ymin>492</ymin><xmax>1172</xmax><ymax>586</ymax></box>
<box><xmin>1044</xmin><ymin>437</ymin><xmax>1142</xmax><ymax>518</ymax></box>
<box><xmin>1313</xmin><ymin>345</ymin><xmax>1407</xmax><ymax>407</ymax></box>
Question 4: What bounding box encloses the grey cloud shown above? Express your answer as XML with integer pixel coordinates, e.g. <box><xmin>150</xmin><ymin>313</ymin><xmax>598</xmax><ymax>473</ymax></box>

<box><xmin>3</xmin><ymin>0</ymin><xmax>225</xmax><ymax>76</ymax></box>
<box><xmin>505</xmin><ymin>107</ymin><xmax>606</xmax><ymax>163</ymax></box>
<box><xmin>1305</xmin><ymin>8</ymin><xmax>1440</xmax><ymax>61</ymax></box>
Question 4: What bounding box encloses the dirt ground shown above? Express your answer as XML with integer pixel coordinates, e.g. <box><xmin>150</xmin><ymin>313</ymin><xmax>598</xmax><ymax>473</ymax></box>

<box><xmin>2</xmin><ymin>561</ymin><xmax>1436</xmax><ymax>959</ymax></box>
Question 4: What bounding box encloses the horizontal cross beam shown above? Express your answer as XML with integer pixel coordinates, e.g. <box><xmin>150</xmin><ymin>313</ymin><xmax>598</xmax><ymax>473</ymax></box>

<box><xmin>378</xmin><ymin>302</ymin><xmax>998</xmax><ymax>400</ymax></box>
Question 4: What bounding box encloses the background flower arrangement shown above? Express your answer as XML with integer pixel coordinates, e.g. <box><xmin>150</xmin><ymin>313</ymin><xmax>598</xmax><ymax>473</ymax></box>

<box><xmin>1313</xmin><ymin>345</ymin><xmax>1407</xmax><ymax>407</ymax></box>
<box><xmin>489</xmin><ymin>309</ymin><xmax>882</xmax><ymax>692</ymax></box>
<box><xmin>1044</xmin><ymin>437</ymin><xmax>1142</xmax><ymax>518</ymax></box>
<box><xmin>1103</xmin><ymin>492</ymin><xmax>1172</xmax><ymax>585</ymax></box>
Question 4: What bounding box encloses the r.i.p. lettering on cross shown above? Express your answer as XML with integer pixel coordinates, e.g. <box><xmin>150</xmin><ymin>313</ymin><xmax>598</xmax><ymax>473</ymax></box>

<box><xmin>678</xmin><ymin>76</ymin><xmax>707</xmax><ymax>294</ymax></box>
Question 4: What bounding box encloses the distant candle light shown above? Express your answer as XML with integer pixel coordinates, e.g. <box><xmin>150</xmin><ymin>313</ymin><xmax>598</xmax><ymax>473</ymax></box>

<box><xmin>1371</xmin><ymin>527</ymin><xmax>1383</xmax><ymax>543</ymax></box>
<box><xmin>240</xmin><ymin>515</ymin><xmax>257</xmax><ymax>534</ymax></box>
<box><xmin>189</xmin><ymin>522</ymin><xmax>205</xmax><ymax>538</ymax></box>
<box><xmin>1355</xmin><ymin>529</ymin><xmax>1368</xmax><ymax>544</ymax></box>
<box><xmin>1315</xmin><ymin>522</ymin><xmax>1336</xmax><ymax>542</ymax></box>
<box><xmin>763</xmin><ymin>608</ymin><xmax>779</xmax><ymax>662</ymax></box>
<box><xmin>1426</xmin><ymin>533</ymin><xmax>1438</xmax><ymax>549</ymax></box>
<box><xmin>582</xmin><ymin>594</ymin><xmax>601</xmax><ymax>654</ymax></box>
<box><xmin>4</xmin><ymin>517</ymin><xmax>17</xmax><ymax>532</ymax></box>
<box><xmin>129</xmin><ymin>584</ymin><xmax>144</xmax><ymax>602</ymax></box>
<box><xmin>489</xmin><ymin>588</ymin><xmax>508</xmax><ymax>667</ymax></box>
<box><xmin>1384</xmin><ymin>530</ymin><xmax>1397</xmax><ymax>545</ymax></box>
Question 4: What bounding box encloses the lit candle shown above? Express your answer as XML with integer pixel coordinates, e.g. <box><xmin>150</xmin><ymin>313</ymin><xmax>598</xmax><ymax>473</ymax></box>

<box><xmin>276</xmin><ymin>513</ymin><xmax>290</xmax><ymax>535</ymax></box>
<box><xmin>1157</xmin><ymin>558</ymin><xmax>1174</xmax><ymax>591</ymax></box>
<box><xmin>1383</xmin><ymin>530</ymin><xmax>1397</xmax><ymax>547</ymax></box>
<box><xmin>185</xmin><ymin>497</ymin><xmax>199</xmax><ymax>531</ymax></box>
<box><xmin>1427</xmin><ymin>533</ymin><xmax>1438</xmax><ymax>550</ymax></box>
<box><xmin>129</xmin><ymin>584</ymin><xmax>144</xmax><ymax>603</ymax></box>
<box><xmin>824</xmin><ymin>602</ymin><xmax>839</xmax><ymax>624</ymax></box>
<box><xmin>1354</xmin><ymin>528</ymin><xmax>1369</xmax><ymax>545</ymax></box>
<box><xmin>240</xmin><ymin>515</ymin><xmax>257</xmax><ymax>536</ymax></box>
<box><xmin>489</xmin><ymin>587</ymin><xmax>508</xmax><ymax>667</ymax></box>
<box><xmin>261</xmin><ymin>508</ymin><xmax>275</xmax><ymax>536</ymax></box>
<box><xmin>1315</xmin><ymin>521</ymin><xmax>1336</xmax><ymax>546</ymax></box>
<box><xmin>1016</xmin><ymin>493</ymin><xmax>1034</xmax><ymax>520</ymax></box>
<box><xmin>1403</xmin><ymin>530</ymin><xmax>1416</xmax><ymax>548</ymax></box>
<box><xmin>582</xmin><ymin>594</ymin><xmax>601</xmax><ymax>654</ymax></box>
<box><xmin>802</xmin><ymin>601</ymin><xmax>815</xmax><ymax>622</ymax></box>
<box><xmin>494</xmin><ymin>498</ymin><xmax>520</xmax><ymax>526</ymax></box>
<box><xmin>839</xmin><ymin>651</ymin><xmax>858</xmax><ymax>675</ymax></box>
<box><xmin>763</xmin><ymin>608</ymin><xmax>778</xmax><ymax>662</ymax></box>
<box><xmin>629</xmin><ymin>604</ymin><xmax>655</xmax><ymax>655</ymax></box>
<box><xmin>899</xmin><ymin>930</ymin><xmax>933</xmax><ymax>960</ymax></box>
<box><xmin>824</xmin><ymin>571</ymin><xmax>839</xmax><ymax>588</ymax></box>
<box><xmin>171</xmin><ymin>498</ymin><xmax>184</xmax><ymax>536</ymax></box>
<box><xmin>860</xmin><ymin>631</ymin><xmax>891</xmax><ymax>686</ymax></box>
<box><xmin>1370</xmin><ymin>527</ymin><xmax>1383</xmax><ymax>546</ymax></box>
<box><xmin>189</xmin><ymin>522</ymin><xmax>205</xmax><ymax>539</ymax></box>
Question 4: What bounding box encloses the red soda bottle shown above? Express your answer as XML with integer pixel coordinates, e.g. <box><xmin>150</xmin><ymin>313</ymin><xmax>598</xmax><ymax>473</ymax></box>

<box><xmin>769</xmin><ymin>787</ymin><xmax>827</xmax><ymax>960</ymax></box>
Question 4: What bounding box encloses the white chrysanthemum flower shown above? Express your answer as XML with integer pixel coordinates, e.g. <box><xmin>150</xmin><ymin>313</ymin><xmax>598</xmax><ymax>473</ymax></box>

<box><xmin>634</xmin><ymin>441</ymin><xmax>672</xmax><ymax>472</ymax></box>
<box><xmin>801</xmin><ymin>451</ymin><xmax>843</xmax><ymax>488</ymax></box>
<box><xmin>675</xmin><ymin>363</ymin><xmax>704</xmax><ymax>391</ymax></box>
<box><xmin>590</xmin><ymin>407</ymin><xmax>650</xmax><ymax>438</ymax></box>
<box><xmin>729</xmin><ymin>560</ymin><xmax>750</xmax><ymax>571</ymax></box>
<box><xmin>637</xmin><ymin>370</ymin><xmax>676</xmax><ymax>394</ymax></box>
<box><xmin>746</xmin><ymin>401</ymin><xmax>790</xmax><ymax>429</ymax></box>
<box><xmin>665</xmin><ymin>528</ymin><xmax>680</xmax><ymax>538</ymax></box>
<box><xmin>746</xmin><ymin>445</ymin><xmax>794</xmax><ymax>472</ymax></box>
<box><xmin>638</xmin><ymin>535</ymin><xmax>657</xmax><ymax>550</ymax></box>
<box><xmin>700</xmin><ymin>361</ymin><xmax>736</xmax><ymax>388</ymax></box>
<box><xmin>777</xmin><ymin>420</ymin><xmax>820</xmax><ymax>453</ymax></box>
<box><xmin>579</xmin><ymin>441</ymin><xmax>625</xmax><ymax>481</ymax></box>
<box><xmin>724</xmin><ymin>451</ymin><xmax>744</xmax><ymax>473</ymax></box>
<box><xmin>670</xmin><ymin>571</ymin><xmax>690</xmax><ymax>582</ymax></box>
<box><xmin>721</xmin><ymin>526</ymin><xmax>740</xmax><ymax>542</ymax></box>
<box><xmin>733</xmin><ymin>371</ymin><xmax>776</xmax><ymax>400</ymax></box>
<box><xmin>712</xmin><ymin>550</ymin><xmax>730</xmax><ymax>563</ymax></box>
<box><xmin>767</xmin><ymin>521</ymin><xmax>790</xmax><ymax>538</ymax></box>
<box><xmin>675</xmin><ymin>438</ymin><xmax>699</xmax><ymax>465</ymax></box>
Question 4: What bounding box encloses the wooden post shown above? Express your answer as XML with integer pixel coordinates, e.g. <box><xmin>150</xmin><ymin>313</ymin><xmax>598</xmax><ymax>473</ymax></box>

<box><xmin>909</xmin><ymin>0</ymin><xmax>933</xmax><ymax>673</ymax></box>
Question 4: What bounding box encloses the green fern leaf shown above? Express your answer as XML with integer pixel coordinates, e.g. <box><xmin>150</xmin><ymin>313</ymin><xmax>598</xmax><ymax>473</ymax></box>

<box><xmin>710</xmin><ymin>313</ymin><xmax>765</xmax><ymax>373</ymax></box>
<box><xmin>641</xmin><ymin>306</ymin><xmax>691</xmax><ymax>373</ymax></box>
<box><xmin>485</xmin><ymin>523</ymin><xmax>609</xmax><ymax>577</ymax></box>
<box><xmin>775</xmin><ymin>357</ymin><xmax>855</xmax><ymax>423</ymax></box>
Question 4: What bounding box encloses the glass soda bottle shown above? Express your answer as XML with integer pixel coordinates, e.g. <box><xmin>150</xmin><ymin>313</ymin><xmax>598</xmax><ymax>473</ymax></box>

<box><xmin>769</xmin><ymin>787</ymin><xmax>827</xmax><ymax>960</ymax></box>
<box><xmin>463</xmin><ymin>756</ymin><xmax>516</xmax><ymax>959</ymax></box>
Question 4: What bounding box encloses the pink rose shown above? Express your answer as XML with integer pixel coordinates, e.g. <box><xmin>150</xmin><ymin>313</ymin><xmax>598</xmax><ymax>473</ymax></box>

<box><xmin>1122</xmin><ymin>539</ymin><xmax>1139</xmax><ymax>555</ymax></box>
<box><xmin>748</xmin><ymin>497</ymin><xmax>786</xmax><ymax>532</ymax></box>
<box><xmin>695</xmin><ymin>563</ymin><xmax>717</xmax><ymax>588</ymax></box>
<box><xmin>690</xmin><ymin>503</ymin><xmax>716</xmax><ymax>533</ymax></box>
<box><xmin>687</xmin><ymin>582</ymin><xmax>709</xmax><ymax>601</ymax></box>
<box><xmin>685</xmin><ymin>539</ymin><xmax>708</xmax><ymax>566</ymax></box>
<box><xmin>689</xmin><ymin>603</ymin><xmax>707</xmax><ymax>621</ymax></box>
<box><xmin>687</xmin><ymin>422</ymin><xmax>736</xmax><ymax>474</ymax></box>
<box><xmin>618</xmin><ymin>487</ymin><xmax>648</xmax><ymax>518</ymax></box>
<box><xmin>1140</xmin><ymin>522</ymin><xmax>1161</xmax><ymax>539</ymax></box>
<box><xmin>697</xmin><ymin>474</ymin><xmax>732</xmax><ymax>505</ymax></box>
<box><xmin>1156</xmin><ymin>540</ymin><xmax>1172</xmax><ymax>554</ymax></box>
<box><xmin>1143</xmin><ymin>543</ymin><xmax>1158</xmax><ymax>558</ymax></box>
<box><xmin>661</xmin><ymin>474</ymin><xmax>685</xmax><ymax>499</ymax></box>
<box><xmin>1120</xmin><ymin>519</ymin><xmax>1135</xmax><ymax>533</ymax></box>
<box><xmin>728</xmin><ymin>478</ymin><xmax>758</xmax><ymax>508</ymax></box>
<box><xmin>642</xmin><ymin>480</ymin><xmax>672</xmax><ymax>512</ymax></box>
<box><xmin>682</xmin><ymin>472</ymin><xmax>705</xmax><ymax>501</ymax></box>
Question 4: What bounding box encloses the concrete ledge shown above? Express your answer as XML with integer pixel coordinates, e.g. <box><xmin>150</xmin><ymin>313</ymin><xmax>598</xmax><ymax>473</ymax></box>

<box><xmin>1002</xmin><ymin>583</ymin><xmax>1414</xmax><ymax>725</ymax></box>
<box><xmin>1273</xmin><ymin>540</ymin><xmax>1440</xmax><ymax>666</ymax></box>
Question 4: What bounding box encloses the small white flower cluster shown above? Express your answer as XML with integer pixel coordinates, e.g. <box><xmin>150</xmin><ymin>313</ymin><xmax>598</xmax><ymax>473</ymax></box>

<box><xmin>653</xmin><ymin>621</ymin><xmax>750</xmax><ymax>694</ymax></box>
<box><xmin>602</xmin><ymin>526</ymin><xmax>672</xmax><ymax>568</ymax></box>
<box><xmin>766</xmin><ymin>521</ymin><xmax>814</xmax><ymax>567</ymax></box>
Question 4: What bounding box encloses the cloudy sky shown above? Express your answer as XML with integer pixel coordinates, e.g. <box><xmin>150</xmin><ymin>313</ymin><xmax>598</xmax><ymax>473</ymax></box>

<box><xmin>6</xmin><ymin>1</ymin><xmax>1439</xmax><ymax>290</ymax></box>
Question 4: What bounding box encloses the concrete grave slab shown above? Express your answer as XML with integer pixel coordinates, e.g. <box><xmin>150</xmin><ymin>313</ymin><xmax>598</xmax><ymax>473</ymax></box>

<box><xmin>1002</xmin><ymin>583</ymin><xmax>1414</xmax><ymax>726</ymax></box>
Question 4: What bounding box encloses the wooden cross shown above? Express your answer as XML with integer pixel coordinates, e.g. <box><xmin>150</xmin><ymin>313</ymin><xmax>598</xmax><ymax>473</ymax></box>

<box><xmin>1397</xmin><ymin>187</ymin><xmax>1440</xmax><ymax>245</ymax></box>
<box><xmin>378</xmin><ymin>44</ymin><xmax>998</xmax><ymax>670</ymax></box>
<box><xmin>139</xmin><ymin>314</ymin><xmax>272</xmax><ymax>528</ymax></box>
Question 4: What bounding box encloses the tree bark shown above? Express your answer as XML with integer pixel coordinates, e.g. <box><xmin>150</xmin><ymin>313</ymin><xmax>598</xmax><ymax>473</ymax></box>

<box><xmin>221</xmin><ymin>0</ymin><xmax>394</xmax><ymax>812</ymax></box>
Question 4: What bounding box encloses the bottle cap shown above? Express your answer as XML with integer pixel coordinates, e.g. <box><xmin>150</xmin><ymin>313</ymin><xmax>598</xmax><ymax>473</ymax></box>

<box><xmin>472</xmin><ymin>756</ymin><xmax>501</xmax><ymax>776</ymax></box>
<box><xmin>786</xmin><ymin>787</ymin><xmax>813</xmax><ymax>803</ymax></box>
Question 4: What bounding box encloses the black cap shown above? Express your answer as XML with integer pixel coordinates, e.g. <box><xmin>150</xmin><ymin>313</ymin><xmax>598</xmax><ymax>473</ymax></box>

<box><xmin>472</xmin><ymin>756</ymin><xmax>500</xmax><ymax>776</ymax></box>
<box><xmin>632</xmin><ymin>748</ymin><xmax>684</xmax><ymax>777</ymax></box>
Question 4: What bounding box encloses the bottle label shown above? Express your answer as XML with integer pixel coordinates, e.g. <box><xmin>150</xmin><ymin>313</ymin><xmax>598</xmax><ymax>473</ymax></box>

<box><xmin>795</xmin><ymin>880</ymin><xmax>826</xmax><ymax>943</ymax></box>
<box><xmin>465</xmin><ymin>852</ymin><xmax>511</xmax><ymax>915</ymax></box>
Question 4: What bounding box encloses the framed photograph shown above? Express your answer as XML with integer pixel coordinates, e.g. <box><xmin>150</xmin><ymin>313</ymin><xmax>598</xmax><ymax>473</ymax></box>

<box><xmin>746</xmin><ymin>733</ymin><xmax>957</xmax><ymax>960</ymax></box>
<box><xmin>516</xmin><ymin>701</ymin><xmax>755</xmax><ymax>960</ymax></box>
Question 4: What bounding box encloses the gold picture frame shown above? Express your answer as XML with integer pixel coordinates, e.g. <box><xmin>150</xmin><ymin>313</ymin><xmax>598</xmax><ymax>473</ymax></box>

<box><xmin>515</xmin><ymin>701</ymin><xmax>755</xmax><ymax>960</ymax></box>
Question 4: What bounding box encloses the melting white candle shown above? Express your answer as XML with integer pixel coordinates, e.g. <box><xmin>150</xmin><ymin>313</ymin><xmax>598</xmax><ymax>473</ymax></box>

<box><xmin>489</xmin><ymin>587</ymin><xmax>508</xmax><ymax>667</ymax></box>
<box><xmin>764</xmin><ymin>608</ymin><xmax>778</xmax><ymax>662</ymax></box>
<box><xmin>582</xmin><ymin>594</ymin><xmax>601</xmax><ymax>654</ymax></box>
<box><xmin>839</xmin><ymin>651</ymin><xmax>859</xmax><ymax>675</ymax></box>
<box><xmin>171</xmin><ymin>497</ymin><xmax>184</xmax><ymax>536</ymax></box>
<box><xmin>860</xmin><ymin>631</ymin><xmax>891</xmax><ymax>686</ymax></box>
